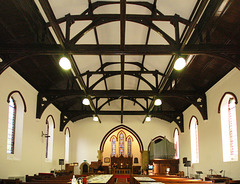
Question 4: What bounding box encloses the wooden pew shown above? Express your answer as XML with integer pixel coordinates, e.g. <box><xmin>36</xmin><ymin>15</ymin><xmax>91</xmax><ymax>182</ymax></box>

<box><xmin>150</xmin><ymin>176</ymin><xmax>212</xmax><ymax>183</ymax></box>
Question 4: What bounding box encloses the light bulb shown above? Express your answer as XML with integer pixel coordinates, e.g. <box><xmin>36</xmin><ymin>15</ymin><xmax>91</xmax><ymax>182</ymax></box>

<box><xmin>174</xmin><ymin>57</ymin><xmax>186</xmax><ymax>70</ymax></box>
<box><xmin>93</xmin><ymin>115</ymin><xmax>99</xmax><ymax>121</ymax></box>
<box><xmin>59</xmin><ymin>57</ymin><xmax>71</xmax><ymax>70</ymax></box>
<box><xmin>82</xmin><ymin>98</ymin><xmax>90</xmax><ymax>105</ymax></box>
<box><xmin>154</xmin><ymin>99</ymin><xmax>162</xmax><ymax>106</ymax></box>
<box><xmin>146</xmin><ymin>116</ymin><xmax>151</xmax><ymax>122</ymax></box>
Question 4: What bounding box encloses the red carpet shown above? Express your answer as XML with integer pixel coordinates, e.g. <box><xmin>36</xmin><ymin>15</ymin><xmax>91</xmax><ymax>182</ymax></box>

<box><xmin>114</xmin><ymin>175</ymin><xmax>130</xmax><ymax>178</ymax></box>
<box><xmin>114</xmin><ymin>175</ymin><xmax>130</xmax><ymax>184</ymax></box>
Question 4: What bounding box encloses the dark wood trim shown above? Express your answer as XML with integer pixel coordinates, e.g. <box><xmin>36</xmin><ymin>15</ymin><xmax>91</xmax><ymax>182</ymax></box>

<box><xmin>173</xmin><ymin>128</ymin><xmax>179</xmax><ymax>138</ymax></box>
<box><xmin>64</xmin><ymin>127</ymin><xmax>71</xmax><ymax>137</ymax></box>
<box><xmin>218</xmin><ymin>92</ymin><xmax>238</xmax><ymax>113</ymax></box>
<box><xmin>46</xmin><ymin>115</ymin><xmax>56</xmax><ymax>129</ymax></box>
<box><xmin>189</xmin><ymin>116</ymin><xmax>199</xmax><ymax>130</ymax></box>
<box><xmin>7</xmin><ymin>90</ymin><xmax>27</xmax><ymax>112</ymax></box>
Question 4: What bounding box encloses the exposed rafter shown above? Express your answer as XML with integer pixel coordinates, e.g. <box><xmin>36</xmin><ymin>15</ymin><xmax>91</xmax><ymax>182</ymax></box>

<box><xmin>38</xmin><ymin>0</ymin><xmax>101</xmax><ymax>124</ymax></box>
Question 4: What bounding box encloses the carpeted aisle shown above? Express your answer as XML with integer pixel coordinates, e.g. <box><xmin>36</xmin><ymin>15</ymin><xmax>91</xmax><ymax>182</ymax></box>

<box><xmin>114</xmin><ymin>175</ymin><xmax>130</xmax><ymax>184</ymax></box>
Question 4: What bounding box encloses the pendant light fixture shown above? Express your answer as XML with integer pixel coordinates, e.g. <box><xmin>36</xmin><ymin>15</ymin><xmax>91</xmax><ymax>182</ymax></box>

<box><xmin>154</xmin><ymin>98</ymin><xmax>162</xmax><ymax>106</ymax></box>
<box><xmin>59</xmin><ymin>57</ymin><xmax>71</xmax><ymax>70</ymax></box>
<box><xmin>82</xmin><ymin>98</ymin><xmax>90</xmax><ymax>105</ymax></box>
<box><xmin>174</xmin><ymin>57</ymin><xmax>186</xmax><ymax>70</ymax></box>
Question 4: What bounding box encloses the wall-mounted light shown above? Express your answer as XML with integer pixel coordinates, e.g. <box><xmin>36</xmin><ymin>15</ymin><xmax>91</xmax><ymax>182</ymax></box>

<box><xmin>174</xmin><ymin>57</ymin><xmax>186</xmax><ymax>70</ymax></box>
<box><xmin>146</xmin><ymin>115</ymin><xmax>151</xmax><ymax>122</ymax></box>
<box><xmin>59</xmin><ymin>57</ymin><xmax>71</xmax><ymax>70</ymax></box>
<box><xmin>82</xmin><ymin>98</ymin><xmax>90</xmax><ymax>105</ymax></box>
<box><xmin>93</xmin><ymin>115</ymin><xmax>99</xmax><ymax>122</ymax></box>
<box><xmin>0</xmin><ymin>57</ymin><xmax>3</xmax><ymax>62</ymax></box>
<box><xmin>41</xmin><ymin>131</ymin><xmax>50</xmax><ymax>138</ymax></box>
<box><xmin>154</xmin><ymin>98</ymin><xmax>162</xmax><ymax>106</ymax></box>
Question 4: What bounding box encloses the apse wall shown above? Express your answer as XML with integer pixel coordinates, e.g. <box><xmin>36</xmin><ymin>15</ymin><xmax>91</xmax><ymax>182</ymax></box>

<box><xmin>171</xmin><ymin>68</ymin><xmax>240</xmax><ymax>180</ymax></box>
<box><xmin>70</xmin><ymin>115</ymin><xmax>175</xmax><ymax>174</ymax></box>
<box><xmin>0</xmin><ymin>68</ymin><xmax>66</xmax><ymax>179</ymax></box>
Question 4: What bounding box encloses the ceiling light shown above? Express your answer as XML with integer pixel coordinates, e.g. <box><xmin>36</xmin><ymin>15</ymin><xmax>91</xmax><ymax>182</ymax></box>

<box><xmin>93</xmin><ymin>115</ymin><xmax>99</xmax><ymax>122</ymax></box>
<box><xmin>59</xmin><ymin>57</ymin><xmax>71</xmax><ymax>70</ymax></box>
<box><xmin>154</xmin><ymin>98</ymin><xmax>162</xmax><ymax>106</ymax></box>
<box><xmin>82</xmin><ymin>98</ymin><xmax>90</xmax><ymax>105</ymax></box>
<box><xmin>146</xmin><ymin>116</ymin><xmax>151</xmax><ymax>122</ymax></box>
<box><xmin>0</xmin><ymin>57</ymin><xmax>3</xmax><ymax>62</ymax></box>
<box><xmin>174</xmin><ymin>57</ymin><xmax>186</xmax><ymax>70</ymax></box>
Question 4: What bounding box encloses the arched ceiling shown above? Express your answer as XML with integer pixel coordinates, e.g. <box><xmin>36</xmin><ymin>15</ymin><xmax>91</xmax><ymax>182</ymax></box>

<box><xmin>0</xmin><ymin>0</ymin><xmax>240</xmax><ymax>132</ymax></box>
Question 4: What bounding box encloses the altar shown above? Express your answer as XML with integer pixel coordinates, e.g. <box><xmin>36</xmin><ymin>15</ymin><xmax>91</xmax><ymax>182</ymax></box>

<box><xmin>111</xmin><ymin>155</ymin><xmax>132</xmax><ymax>174</ymax></box>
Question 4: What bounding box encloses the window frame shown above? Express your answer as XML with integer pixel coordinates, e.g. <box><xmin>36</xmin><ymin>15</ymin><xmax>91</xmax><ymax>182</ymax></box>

<box><xmin>7</xmin><ymin>97</ymin><xmax>17</xmax><ymax>154</ymax></box>
<box><xmin>219</xmin><ymin>92</ymin><xmax>238</xmax><ymax>162</ymax></box>
<box><xmin>189</xmin><ymin>116</ymin><xmax>199</xmax><ymax>163</ymax></box>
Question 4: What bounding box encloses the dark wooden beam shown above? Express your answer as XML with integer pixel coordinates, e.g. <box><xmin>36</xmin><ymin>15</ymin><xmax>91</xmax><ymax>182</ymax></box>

<box><xmin>120</xmin><ymin>0</ymin><xmax>126</xmax><ymax>124</ymax></box>
<box><xmin>1</xmin><ymin>44</ymin><xmax>240</xmax><ymax>55</ymax></box>
<box><xmin>39</xmin><ymin>0</ymin><xmax>101</xmax><ymax>125</ymax></box>
<box><xmin>50</xmin><ymin>14</ymin><xmax>190</xmax><ymax>26</ymax></box>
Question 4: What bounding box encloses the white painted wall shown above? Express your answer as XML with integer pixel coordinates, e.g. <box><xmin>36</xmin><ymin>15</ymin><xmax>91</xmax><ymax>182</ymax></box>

<box><xmin>0</xmin><ymin>68</ymin><xmax>65</xmax><ymax>179</ymax></box>
<box><xmin>169</xmin><ymin>68</ymin><xmax>240</xmax><ymax>180</ymax></box>
<box><xmin>70</xmin><ymin>115</ymin><xmax>175</xmax><ymax>174</ymax></box>
<box><xmin>3</xmin><ymin>66</ymin><xmax>240</xmax><ymax>181</ymax></box>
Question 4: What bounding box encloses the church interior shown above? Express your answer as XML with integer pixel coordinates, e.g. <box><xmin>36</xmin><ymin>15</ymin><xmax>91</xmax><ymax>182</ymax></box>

<box><xmin>1</xmin><ymin>0</ymin><xmax>240</xmax><ymax>183</ymax></box>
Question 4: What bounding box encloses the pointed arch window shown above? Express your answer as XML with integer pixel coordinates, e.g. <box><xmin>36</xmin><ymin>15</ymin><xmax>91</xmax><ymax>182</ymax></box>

<box><xmin>65</xmin><ymin>128</ymin><xmax>70</xmax><ymax>163</ymax></box>
<box><xmin>127</xmin><ymin>138</ymin><xmax>132</xmax><ymax>156</ymax></box>
<box><xmin>112</xmin><ymin>137</ymin><xmax>116</xmax><ymax>156</ymax></box>
<box><xmin>45</xmin><ymin>116</ymin><xmax>54</xmax><ymax>161</ymax></box>
<box><xmin>174</xmin><ymin>128</ymin><xmax>179</xmax><ymax>159</ymax></box>
<box><xmin>190</xmin><ymin>117</ymin><xmax>199</xmax><ymax>163</ymax></box>
<box><xmin>7</xmin><ymin>91</ymin><xmax>26</xmax><ymax>160</ymax></box>
<box><xmin>119</xmin><ymin>133</ymin><xmax>124</xmax><ymax>156</ymax></box>
<box><xmin>219</xmin><ymin>93</ymin><xmax>238</xmax><ymax>162</ymax></box>
<box><xmin>7</xmin><ymin>97</ymin><xmax>16</xmax><ymax>154</ymax></box>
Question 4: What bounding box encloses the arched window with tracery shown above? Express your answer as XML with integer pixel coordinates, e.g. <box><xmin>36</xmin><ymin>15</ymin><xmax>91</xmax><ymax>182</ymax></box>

<box><xmin>127</xmin><ymin>138</ymin><xmax>131</xmax><ymax>156</ymax></box>
<box><xmin>119</xmin><ymin>133</ymin><xmax>124</xmax><ymax>156</ymax></box>
<box><xmin>112</xmin><ymin>137</ymin><xmax>116</xmax><ymax>156</ymax></box>
<box><xmin>174</xmin><ymin>128</ymin><xmax>179</xmax><ymax>159</ymax></box>
<box><xmin>190</xmin><ymin>116</ymin><xmax>199</xmax><ymax>163</ymax></box>
<box><xmin>45</xmin><ymin>115</ymin><xmax>55</xmax><ymax>161</ymax></box>
<box><xmin>7</xmin><ymin>97</ymin><xmax>16</xmax><ymax>154</ymax></box>
<box><xmin>219</xmin><ymin>93</ymin><xmax>238</xmax><ymax>162</ymax></box>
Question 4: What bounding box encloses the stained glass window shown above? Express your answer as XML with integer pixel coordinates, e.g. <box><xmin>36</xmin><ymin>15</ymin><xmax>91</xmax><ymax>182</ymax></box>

<box><xmin>119</xmin><ymin>133</ymin><xmax>124</xmax><ymax>156</ymax></box>
<box><xmin>127</xmin><ymin>138</ymin><xmax>131</xmax><ymax>156</ymax></box>
<box><xmin>7</xmin><ymin>97</ymin><xmax>16</xmax><ymax>154</ymax></box>
<box><xmin>112</xmin><ymin>137</ymin><xmax>116</xmax><ymax>156</ymax></box>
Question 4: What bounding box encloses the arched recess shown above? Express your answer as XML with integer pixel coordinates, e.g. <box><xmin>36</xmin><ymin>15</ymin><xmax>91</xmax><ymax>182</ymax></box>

<box><xmin>100</xmin><ymin>125</ymin><xmax>143</xmax><ymax>152</ymax></box>
<box><xmin>7</xmin><ymin>90</ymin><xmax>27</xmax><ymax>112</ymax></box>
<box><xmin>147</xmin><ymin>136</ymin><xmax>165</xmax><ymax>151</ymax></box>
